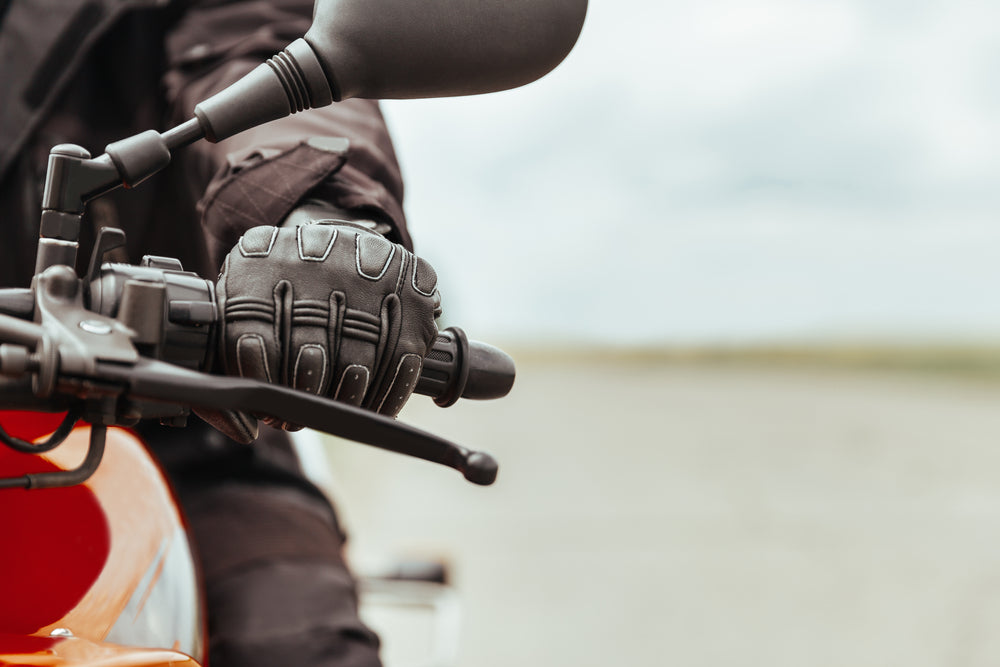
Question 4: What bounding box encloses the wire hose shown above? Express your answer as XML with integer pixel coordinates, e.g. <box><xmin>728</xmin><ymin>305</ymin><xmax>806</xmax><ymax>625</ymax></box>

<box><xmin>0</xmin><ymin>408</ymin><xmax>80</xmax><ymax>454</ymax></box>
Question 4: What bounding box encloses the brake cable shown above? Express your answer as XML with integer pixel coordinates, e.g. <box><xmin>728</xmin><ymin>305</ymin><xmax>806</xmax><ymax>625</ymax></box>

<box><xmin>0</xmin><ymin>407</ymin><xmax>80</xmax><ymax>454</ymax></box>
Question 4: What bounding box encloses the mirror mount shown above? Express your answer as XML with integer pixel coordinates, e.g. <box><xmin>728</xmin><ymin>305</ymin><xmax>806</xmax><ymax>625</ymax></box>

<box><xmin>34</xmin><ymin>119</ymin><xmax>208</xmax><ymax>274</ymax></box>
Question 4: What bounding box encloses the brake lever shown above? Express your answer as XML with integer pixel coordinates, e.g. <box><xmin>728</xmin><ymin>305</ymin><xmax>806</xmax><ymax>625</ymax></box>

<box><xmin>91</xmin><ymin>358</ymin><xmax>498</xmax><ymax>485</ymax></box>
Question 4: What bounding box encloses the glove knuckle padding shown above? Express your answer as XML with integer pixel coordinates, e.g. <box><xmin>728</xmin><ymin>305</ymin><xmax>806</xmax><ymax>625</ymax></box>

<box><xmin>217</xmin><ymin>223</ymin><xmax>440</xmax><ymax>423</ymax></box>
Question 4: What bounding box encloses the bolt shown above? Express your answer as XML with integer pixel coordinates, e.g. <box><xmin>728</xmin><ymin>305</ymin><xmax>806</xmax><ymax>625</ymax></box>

<box><xmin>79</xmin><ymin>320</ymin><xmax>113</xmax><ymax>335</ymax></box>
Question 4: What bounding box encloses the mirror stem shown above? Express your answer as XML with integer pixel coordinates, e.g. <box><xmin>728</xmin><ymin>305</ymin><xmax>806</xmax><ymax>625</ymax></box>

<box><xmin>193</xmin><ymin>38</ymin><xmax>333</xmax><ymax>143</ymax></box>
<box><xmin>162</xmin><ymin>118</ymin><xmax>205</xmax><ymax>152</ymax></box>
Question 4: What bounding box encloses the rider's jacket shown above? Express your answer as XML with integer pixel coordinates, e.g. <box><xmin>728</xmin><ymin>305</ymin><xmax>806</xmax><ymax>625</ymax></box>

<box><xmin>0</xmin><ymin>0</ymin><xmax>410</xmax><ymax>286</ymax></box>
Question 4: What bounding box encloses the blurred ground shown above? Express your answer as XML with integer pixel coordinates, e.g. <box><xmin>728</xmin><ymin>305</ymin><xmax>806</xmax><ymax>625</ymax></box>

<box><xmin>320</xmin><ymin>352</ymin><xmax>1000</xmax><ymax>667</ymax></box>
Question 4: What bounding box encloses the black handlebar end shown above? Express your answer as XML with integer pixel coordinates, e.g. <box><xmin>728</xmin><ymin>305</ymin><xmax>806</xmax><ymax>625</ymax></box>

<box><xmin>416</xmin><ymin>327</ymin><xmax>515</xmax><ymax>406</ymax></box>
<box><xmin>463</xmin><ymin>451</ymin><xmax>499</xmax><ymax>486</ymax></box>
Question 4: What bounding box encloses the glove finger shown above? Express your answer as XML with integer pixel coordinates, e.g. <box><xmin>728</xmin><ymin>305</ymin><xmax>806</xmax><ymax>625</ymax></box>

<box><xmin>365</xmin><ymin>292</ymin><xmax>403</xmax><ymax>410</ymax></box>
<box><xmin>235</xmin><ymin>329</ymin><xmax>297</xmax><ymax>430</ymax></box>
<box><xmin>332</xmin><ymin>322</ymin><xmax>378</xmax><ymax>406</ymax></box>
<box><xmin>234</xmin><ymin>332</ymin><xmax>277</xmax><ymax>383</ymax></box>
<box><xmin>216</xmin><ymin>228</ymin><xmax>284</xmax><ymax>383</ymax></box>
<box><xmin>410</xmin><ymin>255</ymin><xmax>442</xmax><ymax>317</ymax></box>
<box><xmin>332</xmin><ymin>364</ymin><xmax>369</xmax><ymax>406</ymax></box>
<box><xmin>287</xmin><ymin>292</ymin><xmax>339</xmax><ymax>396</ymax></box>
<box><xmin>288</xmin><ymin>225</ymin><xmax>343</xmax><ymax>396</ymax></box>
<box><xmin>316</xmin><ymin>227</ymin><xmax>386</xmax><ymax>406</ymax></box>
<box><xmin>376</xmin><ymin>354</ymin><xmax>424</xmax><ymax>417</ymax></box>
<box><xmin>193</xmin><ymin>406</ymin><xmax>259</xmax><ymax>444</ymax></box>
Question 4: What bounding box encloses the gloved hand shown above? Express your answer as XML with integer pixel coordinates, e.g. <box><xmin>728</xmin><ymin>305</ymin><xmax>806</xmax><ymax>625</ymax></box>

<box><xmin>199</xmin><ymin>220</ymin><xmax>441</xmax><ymax>442</ymax></box>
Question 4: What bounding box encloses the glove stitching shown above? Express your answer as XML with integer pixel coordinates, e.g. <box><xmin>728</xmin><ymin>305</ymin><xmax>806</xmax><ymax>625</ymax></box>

<box><xmin>296</xmin><ymin>226</ymin><xmax>338</xmax><ymax>262</ymax></box>
<box><xmin>307</xmin><ymin>218</ymin><xmax>356</xmax><ymax>226</ymax></box>
<box><xmin>213</xmin><ymin>198</ymin><xmax>267</xmax><ymax>228</ymax></box>
<box><xmin>230</xmin><ymin>159</ymin><xmax>331</xmax><ymax>204</ymax></box>
<box><xmin>293</xmin><ymin>344</ymin><xmax>328</xmax><ymax>394</ymax></box>
<box><xmin>354</xmin><ymin>232</ymin><xmax>396</xmax><ymax>280</ymax></box>
<box><xmin>411</xmin><ymin>261</ymin><xmax>436</xmax><ymax>297</ymax></box>
<box><xmin>376</xmin><ymin>353</ymin><xmax>423</xmax><ymax>414</ymax></box>
<box><xmin>392</xmin><ymin>251</ymin><xmax>408</xmax><ymax>296</ymax></box>
<box><xmin>233</xmin><ymin>177</ymin><xmax>275</xmax><ymax>223</ymax></box>
<box><xmin>238</xmin><ymin>227</ymin><xmax>279</xmax><ymax>257</ymax></box>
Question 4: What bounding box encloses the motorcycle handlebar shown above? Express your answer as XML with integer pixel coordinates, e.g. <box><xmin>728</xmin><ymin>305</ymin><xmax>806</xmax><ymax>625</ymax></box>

<box><xmin>0</xmin><ymin>281</ymin><xmax>505</xmax><ymax>486</ymax></box>
<box><xmin>417</xmin><ymin>327</ymin><xmax>515</xmax><ymax>406</ymax></box>
<box><xmin>0</xmin><ymin>256</ymin><xmax>512</xmax><ymax>486</ymax></box>
<box><xmin>0</xmin><ymin>286</ymin><xmax>515</xmax><ymax>406</ymax></box>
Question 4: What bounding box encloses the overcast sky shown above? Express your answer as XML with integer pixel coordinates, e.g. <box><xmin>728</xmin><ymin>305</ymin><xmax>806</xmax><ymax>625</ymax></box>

<box><xmin>382</xmin><ymin>0</ymin><xmax>1000</xmax><ymax>346</ymax></box>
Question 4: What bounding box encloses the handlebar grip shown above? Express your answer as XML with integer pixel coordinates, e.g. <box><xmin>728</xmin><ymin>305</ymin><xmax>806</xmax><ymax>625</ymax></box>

<box><xmin>65</xmin><ymin>260</ymin><xmax>515</xmax><ymax>410</ymax></box>
<box><xmin>415</xmin><ymin>327</ymin><xmax>515</xmax><ymax>407</ymax></box>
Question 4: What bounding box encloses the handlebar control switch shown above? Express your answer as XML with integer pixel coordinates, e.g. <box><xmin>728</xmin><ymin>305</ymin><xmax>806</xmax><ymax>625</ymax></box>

<box><xmin>89</xmin><ymin>260</ymin><xmax>218</xmax><ymax>371</ymax></box>
<box><xmin>140</xmin><ymin>255</ymin><xmax>184</xmax><ymax>272</ymax></box>
<box><xmin>0</xmin><ymin>344</ymin><xmax>34</xmax><ymax>377</ymax></box>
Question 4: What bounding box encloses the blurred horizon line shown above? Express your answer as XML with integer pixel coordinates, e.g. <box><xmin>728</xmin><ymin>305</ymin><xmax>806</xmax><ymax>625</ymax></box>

<box><xmin>501</xmin><ymin>341</ymin><xmax>1000</xmax><ymax>380</ymax></box>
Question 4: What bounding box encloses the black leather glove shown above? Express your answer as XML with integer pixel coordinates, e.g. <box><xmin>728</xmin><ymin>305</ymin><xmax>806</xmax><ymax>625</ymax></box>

<box><xmin>200</xmin><ymin>220</ymin><xmax>441</xmax><ymax>442</ymax></box>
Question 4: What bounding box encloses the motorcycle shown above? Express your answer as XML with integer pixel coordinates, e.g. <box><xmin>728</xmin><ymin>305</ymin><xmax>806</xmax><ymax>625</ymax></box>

<box><xmin>0</xmin><ymin>0</ymin><xmax>587</xmax><ymax>664</ymax></box>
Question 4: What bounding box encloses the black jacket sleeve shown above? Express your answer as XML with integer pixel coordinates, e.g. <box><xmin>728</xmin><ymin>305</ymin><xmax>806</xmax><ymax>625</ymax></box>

<box><xmin>161</xmin><ymin>0</ymin><xmax>410</xmax><ymax>268</ymax></box>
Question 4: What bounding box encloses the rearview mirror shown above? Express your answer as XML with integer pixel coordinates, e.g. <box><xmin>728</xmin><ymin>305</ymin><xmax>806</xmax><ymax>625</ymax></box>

<box><xmin>193</xmin><ymin>0</ymin><xmax>588</xmax><ymax>142</ymax></box>
<box><xmin>307</xmin><ymin>0</ymin><xmax>589</xmax><ymax>100</ymax></box>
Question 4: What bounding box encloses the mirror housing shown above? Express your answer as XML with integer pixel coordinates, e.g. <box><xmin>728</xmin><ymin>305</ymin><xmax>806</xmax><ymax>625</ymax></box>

<box><xmin>193</xmin><ymin>0</ymin><xmax>587</xmax><ymax>142</ymax></box>
<box><xmin>306</xmin><ymin>0</ymin><xmax>588</xmax><ymax>101</ymax></box>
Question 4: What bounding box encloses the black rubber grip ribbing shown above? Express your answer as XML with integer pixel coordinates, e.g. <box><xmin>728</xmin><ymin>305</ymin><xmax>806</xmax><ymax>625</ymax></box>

<box><xmin>414</xmin><ymin>327</ymin><xmax>515</xmax><ymax>407</ymax></box>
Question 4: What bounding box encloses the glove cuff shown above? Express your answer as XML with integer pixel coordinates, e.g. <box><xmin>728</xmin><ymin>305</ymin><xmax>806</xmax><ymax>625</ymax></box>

<box><xmin>281</xmin><ymin>200</ymin><xmax>394</xmax><ymax>237</ymax></box>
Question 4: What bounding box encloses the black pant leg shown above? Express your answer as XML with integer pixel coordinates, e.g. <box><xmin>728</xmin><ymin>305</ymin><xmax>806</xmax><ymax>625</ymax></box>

<box><xmin>140</xmin><ymin>420</ymin><xmax>382</xmax><ymax>667</ymax></box>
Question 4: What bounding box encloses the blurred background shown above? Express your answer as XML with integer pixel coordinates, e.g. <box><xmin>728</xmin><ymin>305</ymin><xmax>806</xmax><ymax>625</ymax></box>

<box><xmin>320</xmin><ymin>1</ymin><xmax>1000</xmax><ymax>665</ymax></box>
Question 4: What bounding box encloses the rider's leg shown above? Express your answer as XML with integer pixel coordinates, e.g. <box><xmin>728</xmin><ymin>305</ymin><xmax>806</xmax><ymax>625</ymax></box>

<box><xmin>141</xmin><ymin>421</ymin><xmax>382</xmax><ymax>667</ymax></box>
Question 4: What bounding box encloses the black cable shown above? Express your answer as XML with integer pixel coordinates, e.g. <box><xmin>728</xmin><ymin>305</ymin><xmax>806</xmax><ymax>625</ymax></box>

<box><xmin>0</xmin><ymin>408</ymin><xmax>80</xmax><ymax>454</ymax></box>
<box><xmin>0</xmin><ymin>423</ymin><xmax>106</xmax><ymax>490</ymax></box>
